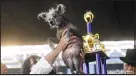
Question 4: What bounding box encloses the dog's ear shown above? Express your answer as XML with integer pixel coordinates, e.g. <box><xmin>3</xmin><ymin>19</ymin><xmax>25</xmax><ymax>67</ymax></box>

<box><xmin>56</xmin><ymin>4</ymin><xmax>66</xmax><ymax>14</ymax></box>
<box><xmin>37</xmin><ymin>12</ymin><xmax>47</xmax><ymax>20</ymax></box>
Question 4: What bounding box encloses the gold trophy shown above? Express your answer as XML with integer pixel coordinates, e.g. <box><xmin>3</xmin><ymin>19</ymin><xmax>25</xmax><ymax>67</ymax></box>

<box><xmin>82</xmin><ymin>11</ymin><xmax>106</xmax><ymax>53</ymax></box>
<box><xmin>83</xmin><ymin>11</ymin><xmax>108</xmax><ymax>74</ymax></box>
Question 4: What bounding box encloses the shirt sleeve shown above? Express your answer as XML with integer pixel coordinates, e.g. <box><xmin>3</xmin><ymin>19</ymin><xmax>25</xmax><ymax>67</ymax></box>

<box><xmin>30</xmin><ymin>56</ymin><xmax>53</xmax><ymax>74</ymax></box>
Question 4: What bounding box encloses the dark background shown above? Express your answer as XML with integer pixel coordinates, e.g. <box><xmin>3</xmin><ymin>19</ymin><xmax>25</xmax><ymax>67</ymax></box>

<box><xmin>1</xmin><ymin>0</ymin><xmax>134</xmax><ymax>46</ymax></box>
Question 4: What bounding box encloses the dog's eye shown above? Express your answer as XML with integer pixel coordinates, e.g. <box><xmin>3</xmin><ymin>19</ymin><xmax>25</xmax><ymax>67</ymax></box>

<box><xmin>54</xmin><ymin>15</ymin><xmax>57</xmax><ymax>18</ymax></box>
<box><xmin>49</xmin><ymin>19</ymin><xmax>51</xmax><ymax>21</ymax></box>
<box><xmin>42</xmin><ymin>14</ymin><xmax>46</xmax><ymax>18</ymax></box>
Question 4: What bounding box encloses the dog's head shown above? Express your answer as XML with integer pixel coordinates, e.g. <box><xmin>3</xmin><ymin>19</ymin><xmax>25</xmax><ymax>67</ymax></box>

<box><xmin>38</xmin><ymin>4</ymin><xmax>66</xmax><ymax>29</ymax></box>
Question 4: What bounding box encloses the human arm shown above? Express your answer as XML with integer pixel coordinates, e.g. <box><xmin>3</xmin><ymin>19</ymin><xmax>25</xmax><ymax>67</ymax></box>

<box><xmin>30</xmin><ymin>29</ymin><xmax>78</xmax><ymax>74</ymax></box>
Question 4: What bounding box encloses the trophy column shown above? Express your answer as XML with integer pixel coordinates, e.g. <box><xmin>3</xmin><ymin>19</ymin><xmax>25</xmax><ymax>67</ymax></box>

<box><xmin>83</xmin><ymin>11</ymin><xmax>109</xmax><ymax>74</ymax></box>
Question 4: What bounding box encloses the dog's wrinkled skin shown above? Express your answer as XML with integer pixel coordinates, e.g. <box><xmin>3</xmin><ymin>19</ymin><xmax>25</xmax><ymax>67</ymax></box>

<box><xmin>38</xmin><ymin>4</ymin><xmax>84</xmax><ymax>74</ymax></box>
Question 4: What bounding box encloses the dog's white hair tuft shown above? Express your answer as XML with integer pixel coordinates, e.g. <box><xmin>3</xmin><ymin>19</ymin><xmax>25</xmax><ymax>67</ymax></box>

<box><xmin>45</xmin><ymin>7</ymin><xmax>56</xmax><ymax>21</ymax></box>
<box><xmin>56</xmin><ymin>4</ymin><xmax>66</xmax><ymax>14</ymax></box>
<box><xmin>37</xmin><ymin>4</ymin><xmax>66</xmax><ymax>22</ymax></box>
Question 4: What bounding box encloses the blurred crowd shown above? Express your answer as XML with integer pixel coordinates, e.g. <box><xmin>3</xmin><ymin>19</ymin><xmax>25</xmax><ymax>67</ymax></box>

<box><xmin>1</xmin><ymin>49</ymin><xmax>136</xmax><ymax>74</ymax></box>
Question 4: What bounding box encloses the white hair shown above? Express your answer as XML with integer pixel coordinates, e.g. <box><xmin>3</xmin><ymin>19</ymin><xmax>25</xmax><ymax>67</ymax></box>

<box><xmin>45</xmin><ymin>7</ymin><xmax>56</xmax><ymax>21</ymax></box>
<box><xmin>37</xmin><ymin>7</ymin><xmax>56</xmax><ymax>22</ymax></box>
<box><xmin>37</xmin><ymin>4</ymin><xmax>66</xmax><ymax>22</ymax></box>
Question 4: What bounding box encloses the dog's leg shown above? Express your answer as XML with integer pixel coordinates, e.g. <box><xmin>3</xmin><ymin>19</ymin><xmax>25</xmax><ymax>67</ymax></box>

<box><xmin>79</xmin><ymin>51</ymin><xmax>86</xmax><ymax>74</ymax></box>
<box><xmin>47</xmin><ymin>37</ymin><xmax>59</xmax><ymax>50</ymax></box>
<box><xmin>73</xmin><ymin>56</ymin><xmax>81</xmax><ymax>74</ymax></box>
<box><xmin>67</xmin><ymin>58</ymin><xmax>75</xmax><ymax>74</ymax></box>
<box><xmin>72</xmin><ymin>48</ymin><xmax>85</xmax><ymax>74</ymax></box>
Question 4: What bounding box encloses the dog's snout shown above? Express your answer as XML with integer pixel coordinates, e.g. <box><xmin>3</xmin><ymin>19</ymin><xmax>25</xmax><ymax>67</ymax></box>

<box><xmin>50</xmin><ymin>21</ymin><xmax>53</xmax><ymax>24</ymax></box>
<box><xmin>50</xmin><ymin>20</ymin><xmax>55</xmax><ymax>25</ymax></box>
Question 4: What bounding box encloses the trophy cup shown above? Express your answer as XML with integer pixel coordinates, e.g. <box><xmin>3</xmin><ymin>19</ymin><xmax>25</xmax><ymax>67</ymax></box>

<box><xmin>83</xmin><ymin>11</ymin><xmax>109</xmax><ymax>74</ymax></box>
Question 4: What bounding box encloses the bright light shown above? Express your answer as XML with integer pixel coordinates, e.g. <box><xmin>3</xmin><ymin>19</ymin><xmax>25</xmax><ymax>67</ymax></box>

<box><xmin>1</xmin><ymin>40</ymin><xmax>134</xmax><ymax>68</ymax></box>
<box><xmin>102</xmin><ymin>40</ymin><xmax>134</xmax><ymax>49</ymax></box>
<box><xmin>1</xmin><ymin>45</ymin><xmax>52</xmax><ymax>58</ymax></box>
<box><xmin>1</xmin><ymin>46</ymin><xmax>20</xmax><ymax>57</ymax></box>
<box><xmin>1</xmin><ymin>40</ymin><xmax>134</xmax><ymax>57</ymax></box>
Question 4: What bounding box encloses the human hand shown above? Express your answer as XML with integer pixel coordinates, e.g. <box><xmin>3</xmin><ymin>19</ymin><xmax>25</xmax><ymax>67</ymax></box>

<box><xmin>67</xmin><ymin>35</ymin><xmax>83</xmax><ymax>48</ymax></box>
<box><xmin>56</xmin><ymin>29</ymin><xmax>72</xmax><ymax>51</ymax></box>
<box><xmin>56</xmin><ymin>29</ymin><xmax>82</xmax><ymax>51</ymax></box>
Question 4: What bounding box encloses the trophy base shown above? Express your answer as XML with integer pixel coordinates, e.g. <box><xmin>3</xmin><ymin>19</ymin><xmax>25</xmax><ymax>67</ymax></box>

<box><xmin>84</xmin><ymin>50</ymin><xmax>109</xmax><ymax>62</ymax></box>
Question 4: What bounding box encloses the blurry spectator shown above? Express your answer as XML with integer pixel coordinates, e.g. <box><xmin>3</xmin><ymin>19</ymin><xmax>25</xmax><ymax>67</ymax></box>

<box><xmin>120</xmin><ymin>49</ymin><xmax>136</xmax><ymax>74</ymax></box>
<box><xmin>22</xmin><ymin>55</ymin><xmax>40</xmax><ymax>74</ymax></box>
<box><xmin>1</xmin><ymin>63</ymin><xmax>8</xmax><ymax>74</ymax></box>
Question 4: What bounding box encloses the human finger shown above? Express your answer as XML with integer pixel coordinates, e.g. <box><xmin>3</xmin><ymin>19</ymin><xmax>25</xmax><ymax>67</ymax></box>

<box><xmin>69</xmin><ymin>36</ymin><xmax>77</xmax><ymax>40</ymax></box>
<box><xmin>70</xmin><ymin>33</ymin><xmax>74</xmax><ymax>36</ymax></box>
<box><xmin>68</xmin><ymin>38</ymin><xmax>77</xmax><ymax>45</ymax></box>
<box><xmin>61</xmin><ymin>29</ymin><xmax>68</xmax><ymax>37</ymax></box>
<box><xmin>62</xmin><ymin>44</ymin><xmax>68</xmax><ymax>51</ymax></box>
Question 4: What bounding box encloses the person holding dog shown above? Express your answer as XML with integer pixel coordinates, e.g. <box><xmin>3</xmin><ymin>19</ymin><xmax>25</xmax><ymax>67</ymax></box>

<box><xmin>30</xmin><ymin>29</ymin><xmax>84</xmax><ymax>74</ymax></box>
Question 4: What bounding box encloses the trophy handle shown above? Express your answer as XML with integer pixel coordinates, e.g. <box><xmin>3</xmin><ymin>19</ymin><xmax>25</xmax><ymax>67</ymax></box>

<box><xmin>94</xmin><ymin>33</ymin><xmax>99</xmax><ymax>40</ymax></box>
